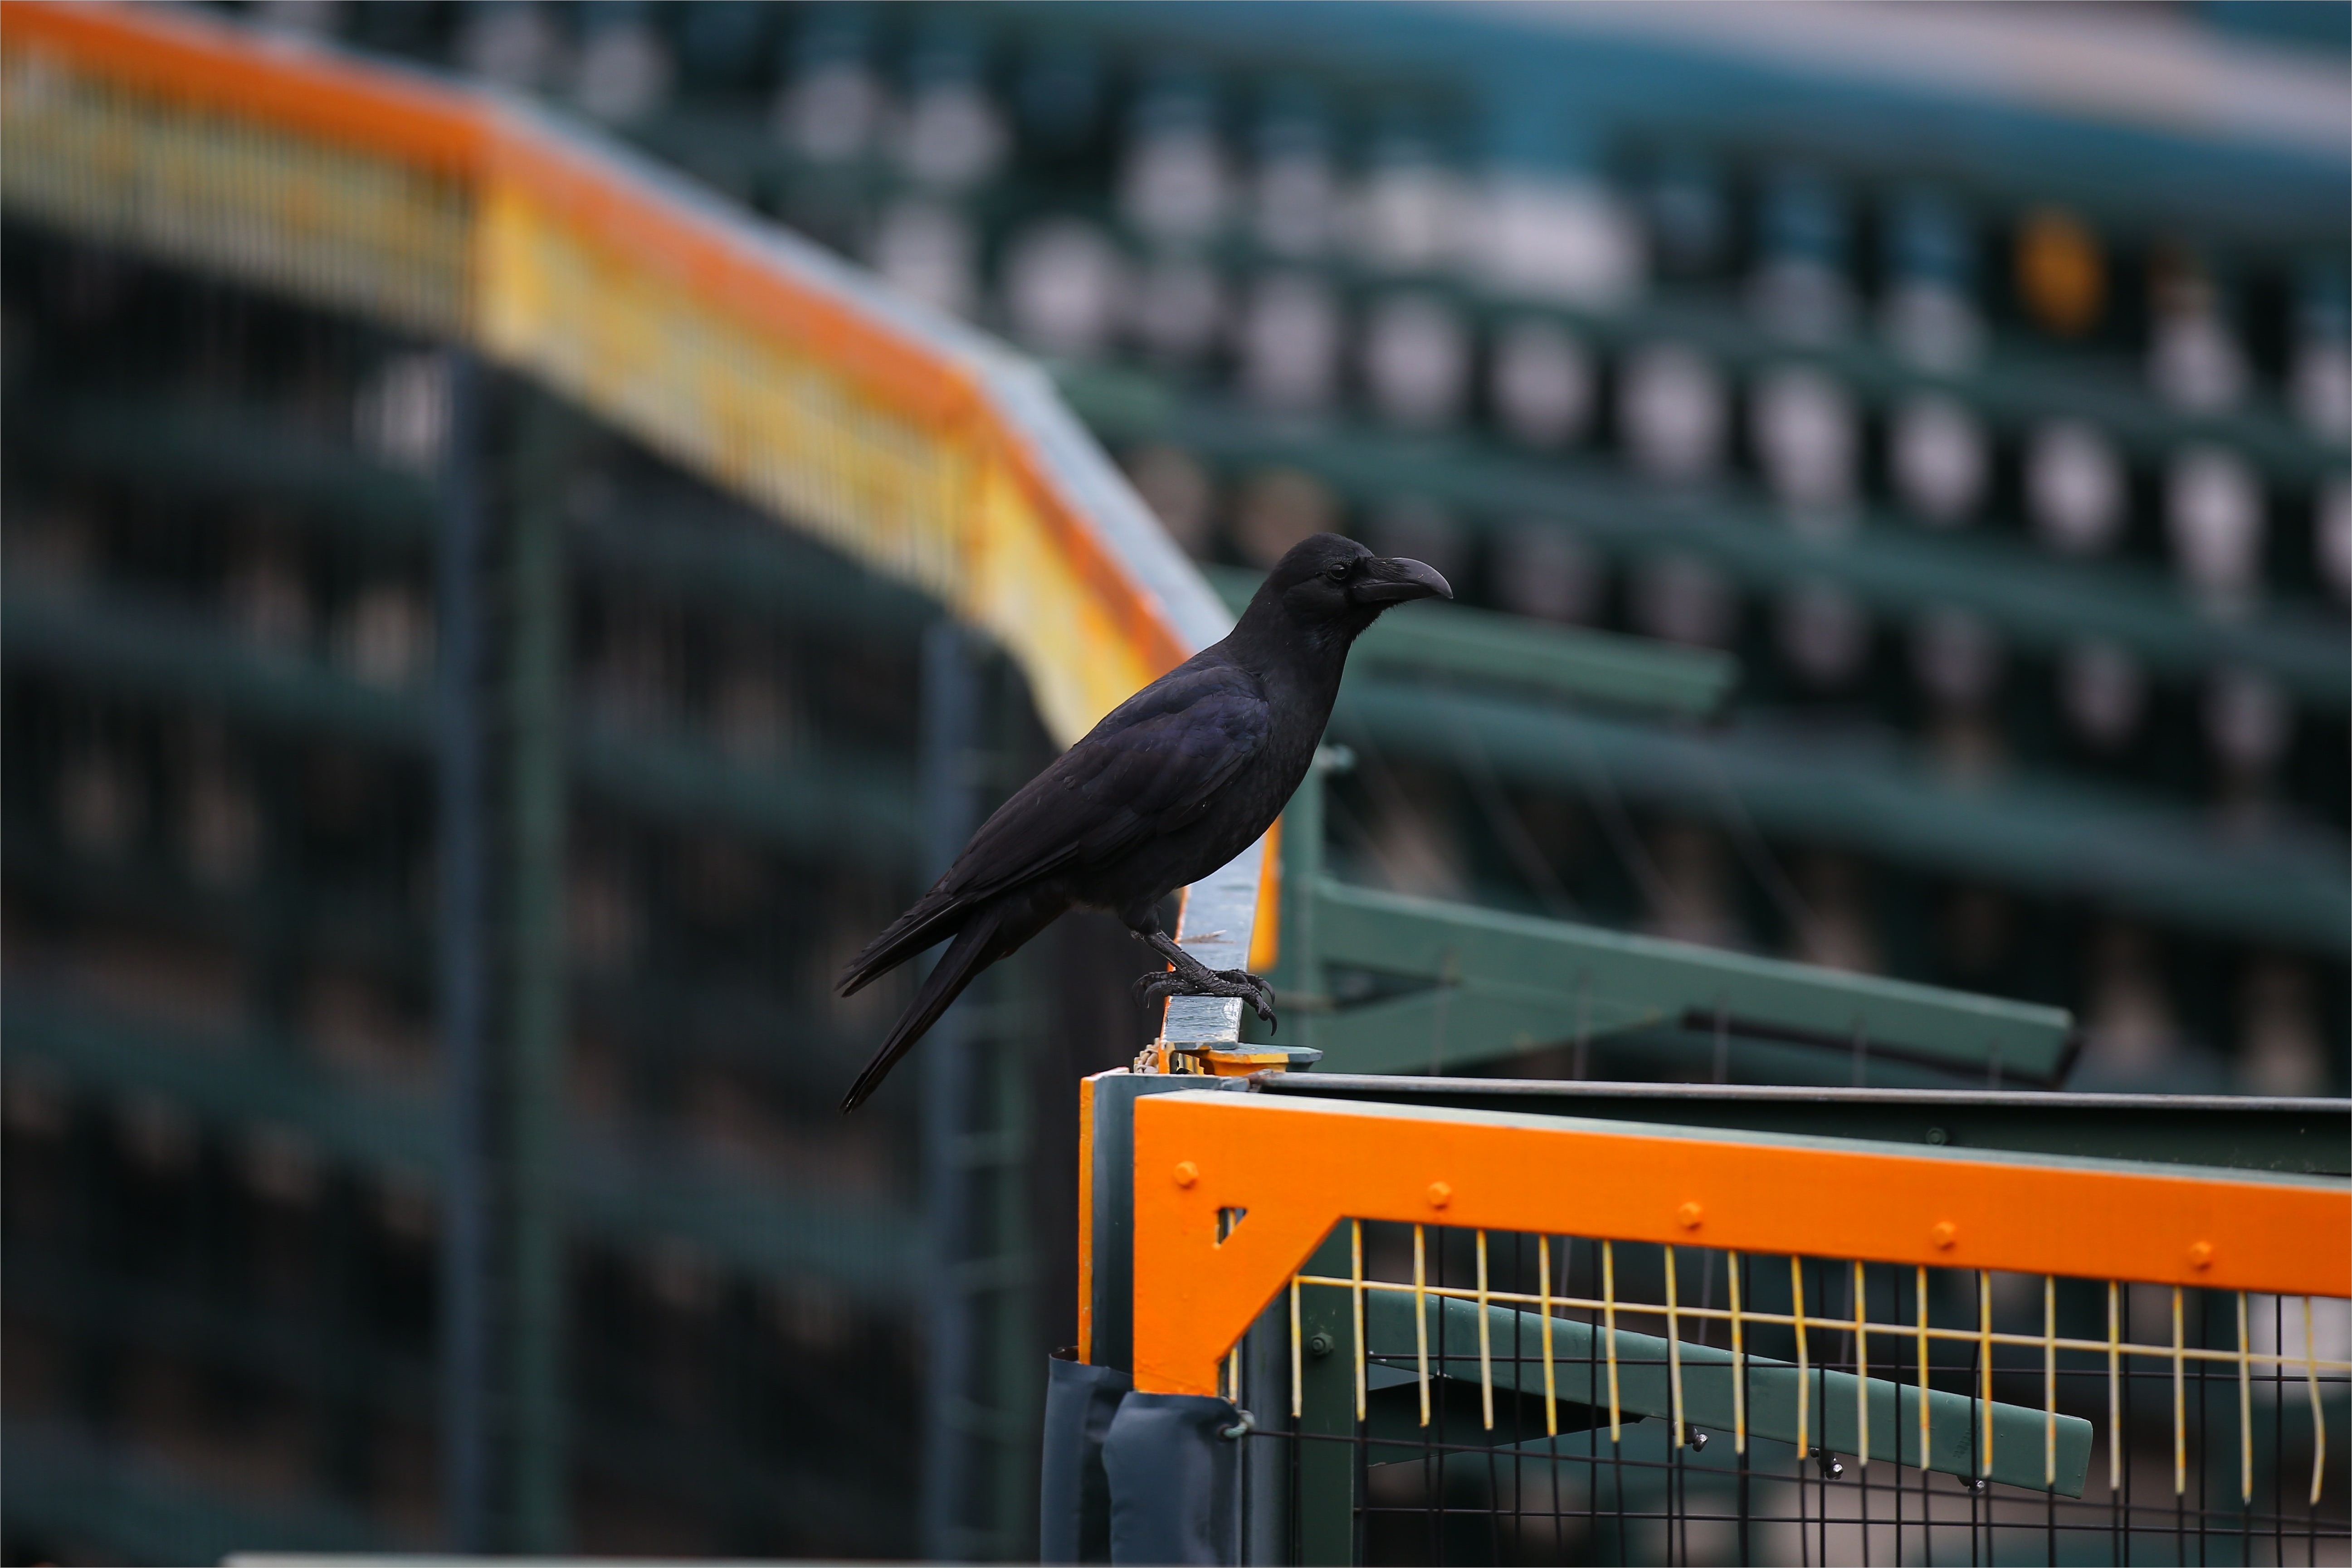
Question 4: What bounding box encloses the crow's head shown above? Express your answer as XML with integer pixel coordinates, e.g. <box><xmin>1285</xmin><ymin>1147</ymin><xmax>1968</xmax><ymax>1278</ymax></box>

<box><xmin>1260</xmin><ymin>533</ymin><xmax>1453</xmax><ymax>637</ymax></box>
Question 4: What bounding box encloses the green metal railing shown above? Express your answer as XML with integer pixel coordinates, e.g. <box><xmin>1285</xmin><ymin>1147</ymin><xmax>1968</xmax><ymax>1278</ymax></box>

<box><xmin>1265</xmin><ymin>749</ymin><xmax>2077</xmax><ymax>1085</ymax></box>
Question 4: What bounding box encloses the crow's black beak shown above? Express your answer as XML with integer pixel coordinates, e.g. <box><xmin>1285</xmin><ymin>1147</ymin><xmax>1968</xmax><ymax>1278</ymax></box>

<box><xmin>1352</xmin><ymin>556</ymin><xmax>1454</xmax><ymax>605</ymax></box>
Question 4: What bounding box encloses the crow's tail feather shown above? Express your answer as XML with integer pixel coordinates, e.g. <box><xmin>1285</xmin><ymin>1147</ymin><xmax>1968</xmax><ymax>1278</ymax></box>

<box><xmin>838</xmin><ymin>905</ymin><xmax>1003</xmax><ymax>1113</ymax></box>
<box><xmin>836</xmin><ymin>889</ymin><xmax>964</xmax><ymax>998</ymax></box>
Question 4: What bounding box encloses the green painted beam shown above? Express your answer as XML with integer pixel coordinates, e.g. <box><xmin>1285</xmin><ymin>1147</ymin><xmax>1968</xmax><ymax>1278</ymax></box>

<box><xmin>1072</xmin><ymin>376</ymin><xmax>2351</xmax><ymax>714</ymax></box>
<box><xmin>1304</xmin><ymin>877</ymin><xmax>2075</xmax><ymax>1080</ymax></box>
<box><xmin>2</xmin><ymin>587</ymin><xmax>917</xmax><ymax>867</ymax></box>
<box><xmin>615</xmin><ymin>107</ymin><xmax>2341</xmax><ymax>487</ymax></box>
<box><xmin>3</xmin><ymin>1419</ymin><xmax>398</xmax><ymax>1564</ymax></box>
<box><xmin>4</xmin><ymin>989</ymin><xmax>920</xmax><ymax>1304</ymax></box>
<box><xmin>1348</xmin><ymin>1288</ymin><xmax>2093</xmax><ymax>1494</ymax></box>
<box><xmin>1294</xmin><ymin>980</ymin><xmax>1664</xmax><ymax>1077</ymax></box>
<box><xmin>1</xmin><ymin>829</ymin><xmax>892</xmax><ymax>1099</ymax></box>
<box><xmin>0</xmin><ymin>1297</ymin><xmax>914</xmax><ymax>1562</ymax></box>
<box><xmin>1339</xmin><ymin>681</ymin><xmax>2352</xmax><ymax>956</ymax></box>
<box><xmin>1205</xmin><ymin>564</ymin><xmax>1736</xmax><ymax>719</ymax></box>
<box><xmin>18</xmin><ymin>394</ymin><xmax>936</xmax><ymax>642</ymax></box>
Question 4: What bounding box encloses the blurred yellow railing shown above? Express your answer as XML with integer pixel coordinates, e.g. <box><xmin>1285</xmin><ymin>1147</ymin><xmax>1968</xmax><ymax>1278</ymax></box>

<box><xmin>2</xmin><ymin>0</ymin><xmax>1272</xmax><ymax>990</ymax></box>
<box><xmin>0</xmin><ymin>0</ymin><xmax>1232</xmax><ymax>755</ymax></box>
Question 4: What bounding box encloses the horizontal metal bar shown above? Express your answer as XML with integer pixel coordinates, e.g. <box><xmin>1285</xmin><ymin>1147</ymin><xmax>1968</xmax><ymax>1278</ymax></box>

<box><xmin>1072</xmin><ymin>380</ymin><xmax>2350</xmax><ymax>712</ymax></box>
<box><xmin>1336</xmin><ymin>683</ymin><xmax>2352</xmax><ymax>955</ymax></box>
<box><xmin>19</xmin><ymin>394</ymin><xmax>940</xmax><ymax>642</ymax></box>
<box><xmin>1291</xmin><ymin>981</ymin><xmax>1664</xmax><ymax>1076</ymax></box>
<box><xmin>2</xmin><ymin>1307</ymin><xmax>914</xmax><ymax>1555</ymax></box>
<box><xmin>3</xmin><ymin>587</ymin><xmax>917</xmax><ymax>865</ymax></box>
<box><xmin>1346</xmin><ymin>1286</ymin><xmax>2093</xmax><ymax>1494</ymax></box>
<box><xmin>2</xmin><ymin>830</ymin><xmax>918</xmax><ymax>1101</ymax></box>
<box><xmin>1310</xmin><ymin>878</ymin><xmax>2075</xmax><ymax>1079</ymax></box>
<box><xmin>625</xmin><ymin>107</ymin><xmax>2342</xmax><ymax>478</ymax></box>
<box><xmin>1087</xmin><ymin>1</ymin><xmax>2346</xmax><ymax>234</ymax></box>
<box><xmin>1205</xmin><ymin>564</ymin><xmax>1735</xmax><ymax>720</ymax></box>
<box><xmin>4</xmin><ymin>1417</ymin><xmax>393</xmax><ymax>1562</ymax></box>
<box><xmin>1251</xmin><ymin>1074</ymin><xmax>2352</xmax><ymax>1175</ymax></box>
<box><xmin>5</xmin><ymin>989</ymin><xmax>920</xmax><ymax>1302</ymax></box>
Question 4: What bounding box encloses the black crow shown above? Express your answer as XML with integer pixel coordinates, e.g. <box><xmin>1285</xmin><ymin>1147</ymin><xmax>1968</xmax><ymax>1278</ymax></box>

<box><xmin>835</xmin><ymin>533</ymin><xmax>1450</xmax><ymax>1111</ymax></box>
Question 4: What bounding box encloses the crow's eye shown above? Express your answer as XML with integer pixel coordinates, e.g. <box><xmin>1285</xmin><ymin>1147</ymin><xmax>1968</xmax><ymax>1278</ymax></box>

<box><xmin>1324</xmin><ymin>562</ymin><xmax>1351</xmax><ymax>582</ymax></box>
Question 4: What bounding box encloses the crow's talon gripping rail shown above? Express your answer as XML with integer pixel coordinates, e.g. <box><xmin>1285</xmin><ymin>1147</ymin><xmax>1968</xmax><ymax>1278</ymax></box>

<box><xmin>1134</xmin><ymin>967</ymin><xmax>1280</xmax><ymax>1031</ymax></box>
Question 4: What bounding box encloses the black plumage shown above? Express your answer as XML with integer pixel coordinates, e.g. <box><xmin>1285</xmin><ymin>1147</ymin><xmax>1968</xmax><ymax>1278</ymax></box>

<box><xmin>835</xmin><ymin>534</ymin><xmax>1451</xmax><ymax>1111</ymax></box>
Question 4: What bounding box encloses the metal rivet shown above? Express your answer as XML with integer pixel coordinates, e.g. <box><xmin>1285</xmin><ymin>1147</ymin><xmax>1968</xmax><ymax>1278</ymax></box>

<box><xmin>1677</xmin><ymin>1201</ymin><xmax>1704</xmax><ymax>1229</ymax></box>
<box><xmin>1925</xmin><ymin>1126</ymin><xmax>1948</xmax><ymax>1146</ymax></box>
<box><xmin>1173</xmin><ymin>1161</ymin><xmax>1198</xmax><ymax>1188</ymax></box>
<box><xmin>1931</xmin><ymin>1221</ymin><xmax>1958</xmax><ymax>1249</ymax></box>
<box><xmin>1307</xmin><ymin>1333</ymin><xmax>1334</xmax><ymax>1358</ymax></box>
<box><xmin>1426</xmin><ymin>1181</ymin><xmax>1452</xmax><ymax>1208</ymax></box>
<box><xmin>2187</xmin><ymin>1240</ymin><xmax>2213</xmax><ymax>1269</ymax></box>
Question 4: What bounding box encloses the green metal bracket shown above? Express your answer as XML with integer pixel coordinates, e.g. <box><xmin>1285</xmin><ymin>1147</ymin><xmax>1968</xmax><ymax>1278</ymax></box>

<box><xmin>1205</xmin><ymin>565</ymin><xmax>1737</xmax><ymax>721</ymax></box>
<box><xmin>1269</xmin><ymin>751</ymin><xmax>2076</xmax><ymax>1083</ymax></box>
<box><xmin>1341</xmin><ymin>1288</ymin><xmax>2092</xmax><ymax>1495</ymax></box>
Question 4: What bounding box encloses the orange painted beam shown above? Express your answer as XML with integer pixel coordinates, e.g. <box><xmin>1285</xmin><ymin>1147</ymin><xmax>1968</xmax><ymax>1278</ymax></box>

<box><xmin>485</xmin><ymin>120</ymin><xmax>984</xmax><ymax>439</ymax></box>
<box><xmin>5</xmin><ymin>0</ymin><xmax>1196</xmax><ymax>700</ymax></box>
<box><xmin>1129</xmin><ymin>1091</ymin><xmax>2352</xmax><ymax>1396</ymax></box>
<box><xmin>4</xmin><ymin>0</ymin><xmax>487</xmax><ymax>171</ymax></box>
<box><xmin>994</xmin><ymin>430</ymin><xmax>1191</xmax><ymax>681</ymax></box>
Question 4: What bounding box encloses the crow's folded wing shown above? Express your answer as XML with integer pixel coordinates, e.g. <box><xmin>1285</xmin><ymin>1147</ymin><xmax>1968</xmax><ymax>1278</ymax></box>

<box><xmin>943</xmin><ymin>657</ymin><xmax>1270</xmax><ymax>899</ymax></box>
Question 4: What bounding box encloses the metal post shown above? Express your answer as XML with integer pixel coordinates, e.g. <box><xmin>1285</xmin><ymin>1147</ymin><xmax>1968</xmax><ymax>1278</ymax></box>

<box><xmin>438</xmin><ymin>347</ymin><xmax>492</xmax><ymax>1555</ymax></box>
<box><xmin>920</xmin><ymin>621</ymin><xmax>986</xmax><ymax>1560</ymax></box>
<box><xmin>502</xmin><ymin>388</ymin><xmax>573</xmax><ymax>1554</ymax></box>
<box><xmin>985</xmin><ymin>925</ymin><xmax>1039</xmax><ymax>1558</ymax></box>
<box><xmin>440</xmin><ymin>369</ymin><xmax>575</xmax><ymax>1554</ymax></box>
<box><xmin>1274</xmin><ymin>745</ymin><xmax>1335</xmax><ymax>1053</ymax></box>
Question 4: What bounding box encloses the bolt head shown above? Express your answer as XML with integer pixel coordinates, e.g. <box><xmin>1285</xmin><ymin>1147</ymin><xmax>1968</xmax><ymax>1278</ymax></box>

<box><xmin>1307</xmin><ymin>1333</ymin><xmax>1334</xmax><ymax>1358</ymax></box>
<box><xmin>1425</xmin><ymin>1180</ymin><xmax>1452</xmax><ymax>1208</ymax></box>
<box><xmin>1931</xmin><ymin>1220</ymin><xmax>1958</xmax><ymax>1249</ymax></box>
<box><xmin>1173</xmin><ymin>1160</ymin><xmax>1198</xmax><ymax>1188</ymax></box>
<box><xmin>2187</xmin><ymin>1239</ymin><xmax>2213</xmax><ymax>1269</ymax></box>
<box><xmin>1677</xmin><ymin>1201</ymin><xmax>1704</xmax><ymax>1229</ymax></box>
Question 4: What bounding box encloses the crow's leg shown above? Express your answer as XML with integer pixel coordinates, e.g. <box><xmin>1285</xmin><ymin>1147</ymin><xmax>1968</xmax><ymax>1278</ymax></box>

<box><xmin>1130</xmin><ymin>930</ymin><xmax>1277</xmax><ymax>1029</ymax></box>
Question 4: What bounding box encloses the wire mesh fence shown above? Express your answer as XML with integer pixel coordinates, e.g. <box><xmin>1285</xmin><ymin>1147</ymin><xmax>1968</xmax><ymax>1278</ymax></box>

<box><xmin>1108</xmin><ymin>1082</ymin><xmax>2352</xmax><ymax>1566</ymax></box>
<box><xmin>1240</xmin><ymin>1220</ymin><xmax>2349</xmax><ymax>1565</ymax></box>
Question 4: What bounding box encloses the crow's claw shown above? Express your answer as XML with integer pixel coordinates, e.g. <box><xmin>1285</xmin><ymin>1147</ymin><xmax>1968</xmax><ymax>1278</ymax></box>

<box><xmin>1213</xmin><ymin>969</ymin><xmax>1279</xmax><ymax>1029</ymax></box>
<box><xmin>1133</xmin><ymin>965</ymin><xmax>1279</xmax><ymax>1033</ymax></box>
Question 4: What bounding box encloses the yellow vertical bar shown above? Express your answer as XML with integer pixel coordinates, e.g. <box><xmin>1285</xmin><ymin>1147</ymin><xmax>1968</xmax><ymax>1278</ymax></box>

<box><xmin>1979</xmin><ymin>1270</ymin><xmax>1996</xmax><ymax>1481</ymax></box>
<box><xmin>1665</xmin><ymin>1244</ymin><xmax>1685</xmax><ymax>1449</ymax></box>
<box><xmin>2237</xmin><ymin>1292</ymin><xmax>2254</xmax><ymax>1505</ymax></box>
<box><xmin>1228</xmin><ymin>1343</ymin><xmax>1242</xmax><ymax>1404</ymax></box>
<box><xmin>1352</xmin><ymin>1220</ymin><xmax>1366</xmax><ymax>1423</ymax></box>
<box><xmin>2305</xmin><ymin>1297</ymin><xmax>2327</xmax><ymax>1507</ymax></box>
<box><xmin>1603</xmin><ymin>1240</ymin><xmax>1622</xmax><ymax>1444</ymax></box>
<box><xmin>1475</xmin><ymin>1230</ymin><xmax>1494</xmax><ymax>1431</ymax></box>
<box><xmin>2045</xmin><ymin>1275</ymin><xmax>2058</xmax><ymax>1489</ymax></box>
<box><xmin>1792</xmin><ymin>1257</ymin><xmax>1810</xmax><ymax>1461</ymax></box>
<box><xmin>1538</xmin><ymin>1236</ymin><xmax>1557</xmax><ymax>1439</ymax></box>
<box><xmin>1918</xmin><ymin>1265</ymin><xmax>1932</xmax><ymax>1475</ymax></box>
<box><xmin>2107</xmin><ymin>1281</ymin><xmax>2123</xmax><ymax>1494</ymax></box>
<box><xmin>1731</xmin><ymin>1251</ymin><xmax>1747</xmax><ymax>1455</ymax></box>
<box><xmin>2171</xmin><ymin>1286</ymin><xmax>2187</xmax><ymax>1496</ymax></box>
<box><xmin>1853</xmin><ymin>1258</ymin><xmax>1869</xmax><ymax>1471</ymax></box>
<box><xmin>1413</xmin><ymin>1225</ymin><xmax>1430</xmax><ymax>1428</ymax></box>
<box><xmin>1289</xmin><ymin>1276</ymin><xmax>1303</xmax><ymax>1422</ymax></box>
